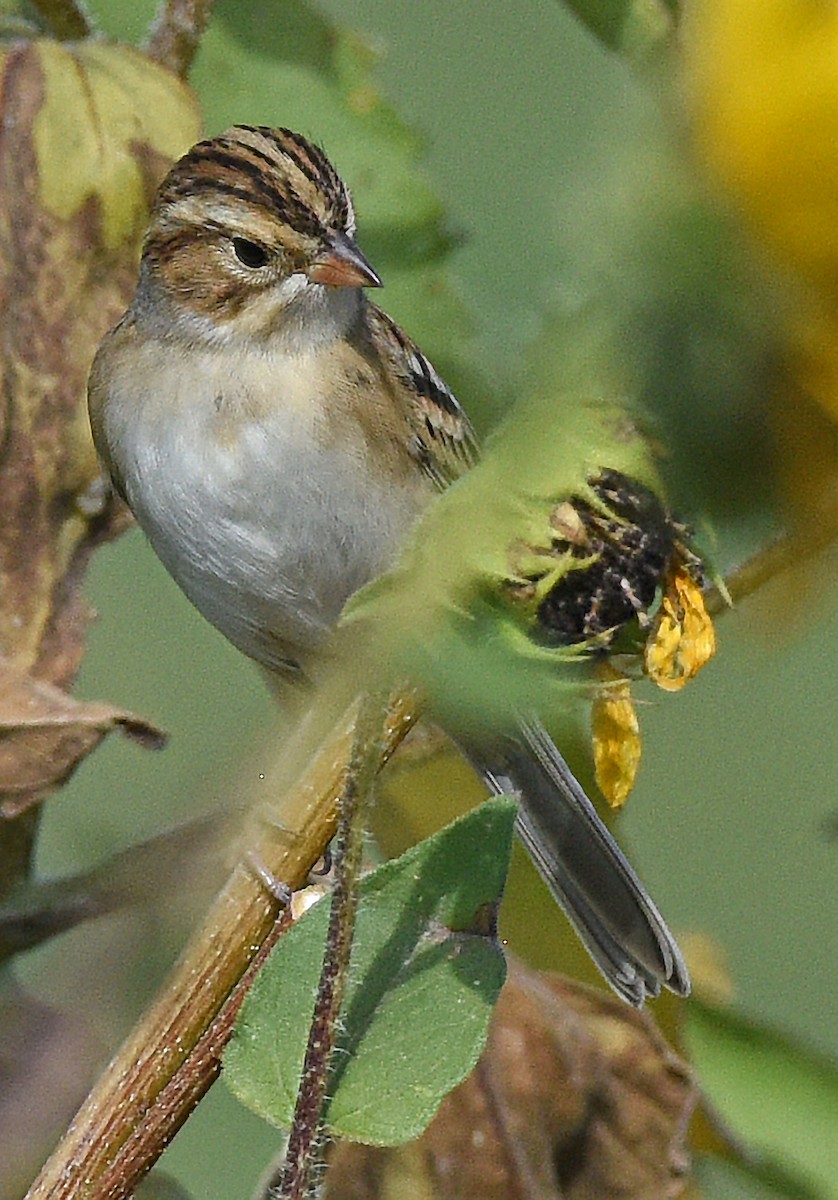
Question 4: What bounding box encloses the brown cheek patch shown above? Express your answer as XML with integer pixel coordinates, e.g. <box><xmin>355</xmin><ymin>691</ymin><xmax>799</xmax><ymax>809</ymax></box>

<box><xmin>155</xmin><ymin>234</ymin><xmax>252</xmax><ymax>320</ymax></box>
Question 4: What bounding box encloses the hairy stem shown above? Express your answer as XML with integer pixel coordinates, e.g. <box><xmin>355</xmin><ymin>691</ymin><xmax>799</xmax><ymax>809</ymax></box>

<box><xmin>267</xmin><ymin>690</ymin><xmax>387</xmax><ymax>1200</ymax></box>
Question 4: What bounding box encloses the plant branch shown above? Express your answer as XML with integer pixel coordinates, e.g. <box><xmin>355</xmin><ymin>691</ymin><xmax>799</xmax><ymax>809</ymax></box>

<box><xmin>267</xmin><ymin>690</ymin><xmax>387</xmax><ymax>1200</ymax></box>
<box><xmin>27</xmin><ymin>0</ymin><xmax>92</xmax><ymax>39</ymax></box>
<box><xmin>144</xmin><ymin>0</ymin><xmax>215</xmax><ymax>79</ymax></box>
<box><xmin>706</xmin><ymin>503</ymin><xmax>838</xmax><ymax>616</ymax></box>
<box><xmin>24</xmin><ymin>686</ymin><xmax>421</xmax><ymax>1200</ymax></box>
<box><xmin>0</xmin><ymin>808</ymin><xmax>40</xmax><ymax>905</ymax></box>
<box><xmin>92</xmin><ymin>903</ymin><xmax>295</xmax><ymax>1197</ymax></box>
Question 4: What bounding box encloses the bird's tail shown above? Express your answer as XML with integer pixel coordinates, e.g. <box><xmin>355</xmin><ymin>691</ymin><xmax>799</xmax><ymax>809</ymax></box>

<box><xmin>480</xmin><ymin>719</ymin><xmax>689</xmax><ymax>1006</ymax></box>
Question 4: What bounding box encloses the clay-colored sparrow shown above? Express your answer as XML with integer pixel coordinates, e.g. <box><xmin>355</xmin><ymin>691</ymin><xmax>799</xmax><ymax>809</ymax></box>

<box><xmin>89</xmin><ymin>126</ymin><xmax>689</xmax><ymax>1005</ymax></box>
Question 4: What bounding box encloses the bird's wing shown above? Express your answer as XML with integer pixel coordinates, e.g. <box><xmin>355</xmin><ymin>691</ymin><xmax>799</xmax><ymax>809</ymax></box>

<box><xmin>365</xmin><ymin>302</ymin><xmax>479</xmax><ymax>488</ymax></box>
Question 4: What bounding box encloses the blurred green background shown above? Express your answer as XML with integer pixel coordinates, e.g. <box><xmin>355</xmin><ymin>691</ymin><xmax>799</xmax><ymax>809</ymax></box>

<box><xmin>19</xmin><ymin>1</ymin><xmax>838</xmax><ymax>1196</ymax></box>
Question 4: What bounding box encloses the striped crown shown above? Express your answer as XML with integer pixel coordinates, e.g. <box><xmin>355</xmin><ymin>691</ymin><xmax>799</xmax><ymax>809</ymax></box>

<box><xmin>154</xmin><ymin>125</ymin><xmax>355</xmax><ymax>240</ymax></box>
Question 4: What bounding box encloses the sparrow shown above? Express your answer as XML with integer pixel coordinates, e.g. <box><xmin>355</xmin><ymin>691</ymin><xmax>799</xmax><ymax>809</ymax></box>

<box><xmin>88</xmin><ymin>125</ymin><xmax>689</xmax><ymax>1005</ymax></box>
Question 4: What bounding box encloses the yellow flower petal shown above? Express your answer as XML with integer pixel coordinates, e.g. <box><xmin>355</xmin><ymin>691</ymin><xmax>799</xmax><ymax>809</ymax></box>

<box><xmin>645</xmin><ymin>571</ymin><xmax>716</xmax><ymax>692</ymax></box>
<box><xmin>592</xmin><ymin>667</ymin><xmax>641</xmax><ymax>809</ymax></box>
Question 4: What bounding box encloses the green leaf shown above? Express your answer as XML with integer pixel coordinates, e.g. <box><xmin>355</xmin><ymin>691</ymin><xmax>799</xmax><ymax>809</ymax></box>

<box><xmin>559</xmin><ymin>0</ymin><xmax>677</xmax><ymax>64</ymax></box>
<box><xmin>687</xmin><ymin>1001</ymin><xmax>838</xmax><ymax>1200</ymax></box>
<box><xmin>698</xmin><ymin>1151</ymin><xmax>830</xmax><ymax>1200</ymax></box>
<box><xmin>224</xmin><ymin>796</ymin><xmax>516</xmax><ymax>1146</ymax></box>
<box><xmin>134</xmin><ymin>1172</ymin><xmax>196</xmax><ymax>1200</ymax></box>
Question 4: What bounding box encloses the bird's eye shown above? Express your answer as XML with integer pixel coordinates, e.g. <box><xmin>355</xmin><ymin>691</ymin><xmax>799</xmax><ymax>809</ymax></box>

<box><xmin>232</xmin><ymin>238</ymin><xmax>270</xmax><ymax>269</ymax></box>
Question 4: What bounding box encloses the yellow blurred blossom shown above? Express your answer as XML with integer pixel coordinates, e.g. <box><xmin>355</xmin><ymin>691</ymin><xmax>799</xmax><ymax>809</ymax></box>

<box><xmin>687</xmin><ymin>0</ymin><xmax>838</xmax><ymax>425</ymax></box>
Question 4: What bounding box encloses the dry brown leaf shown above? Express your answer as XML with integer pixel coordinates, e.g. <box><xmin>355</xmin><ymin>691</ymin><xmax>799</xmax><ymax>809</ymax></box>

<box><xmin>0</xmin><ymin>657</ymin><xmax>165</xmax><ymax>817</ymax></box>
<box><xmin>0</xmin><ymin>39</ymin><xmax>200</xmax><ymax>847</ymax></box>
<box><xmin>324</xmin><ymin>956</ymin><xmax>696</xmax><ymax>1200</ymax></box>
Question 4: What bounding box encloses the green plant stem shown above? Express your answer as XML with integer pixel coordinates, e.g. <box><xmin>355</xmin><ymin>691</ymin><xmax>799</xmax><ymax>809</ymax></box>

<box><xmin>706</xmin><ymin>503</ymin><xmax>838</xmax><ymax>616</ymax></box>
<box><xmin>268</xmin><ymin>690</ymin><xmax>388</xmax><ymax>1200</ymax></box>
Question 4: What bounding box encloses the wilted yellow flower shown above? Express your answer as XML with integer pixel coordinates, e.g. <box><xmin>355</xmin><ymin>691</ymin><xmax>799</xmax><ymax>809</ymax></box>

<box><xmin>591</xmin><ymin>664</ymin><xmax>641</xmax><ymax>809</ymax></box>
<box><xmin>644</xmin><ymin>570</ymin><xmax>716</xmax><ymax>692</ymax></box>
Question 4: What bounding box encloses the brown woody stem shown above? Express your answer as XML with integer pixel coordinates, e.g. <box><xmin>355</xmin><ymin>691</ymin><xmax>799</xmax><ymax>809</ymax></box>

<box><xmin>91</xmin><ymin>903</ymin><xmax>295</xmax><ymax>1197</ymax></box>
<box><xmin>27</xmin><ymin>0</ymin><xmax>92</xmax><ymax>39</ymax></box>
<box><xmin>23</xmin><ymin>688</ymin><xmax>420</xmax><ymax>1200</ymax></box>
<box><xmin>144</xmin><ymin>0</ymin><xmax>215</xmax><ymax>78</ymax></box>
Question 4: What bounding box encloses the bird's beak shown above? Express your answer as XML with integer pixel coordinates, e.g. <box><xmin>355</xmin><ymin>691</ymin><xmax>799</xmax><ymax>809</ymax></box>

<box><xmin>307</xmin><ymin>232</ymin><xmax>383</xmax><ymax>289</ymax></box>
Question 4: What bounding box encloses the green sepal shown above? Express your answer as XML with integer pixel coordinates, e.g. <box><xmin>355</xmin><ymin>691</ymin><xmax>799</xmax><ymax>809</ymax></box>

<box><xmin>344</xmin><ymin>391</ymin><xmax>664</xmax><ymax>736</ymax></box>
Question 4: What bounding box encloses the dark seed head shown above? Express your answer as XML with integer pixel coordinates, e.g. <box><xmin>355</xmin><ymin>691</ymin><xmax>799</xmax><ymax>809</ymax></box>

<box><xmin>536</xmin><ymin>470</ymin><xmax>678</xmax><ymax>645</ymax></box>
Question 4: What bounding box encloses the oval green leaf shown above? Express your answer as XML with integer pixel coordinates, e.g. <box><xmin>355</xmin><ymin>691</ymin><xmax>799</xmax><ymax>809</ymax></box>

<box><xmin>688</xmin><ymin>1001</ymin><xmax>838</xmax><ymax>1200</ymax></box>
<box><xmin>224</xmin><ymin>795</ymin><xmax>516</xmax><ymax>1146</ymax></box>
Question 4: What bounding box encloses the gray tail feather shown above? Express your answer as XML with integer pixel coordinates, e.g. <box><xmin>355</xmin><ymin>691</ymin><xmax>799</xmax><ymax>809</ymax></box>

<box><xmin>479</xmin><ymin>719</ymin><xmax>689</xmax><ymax>1006</ymax></box>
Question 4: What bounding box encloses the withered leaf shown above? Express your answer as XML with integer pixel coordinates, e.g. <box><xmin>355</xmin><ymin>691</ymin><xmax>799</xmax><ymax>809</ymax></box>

<box><xmin>323</xmin><ymin>956</ymin><xmax>696</xmax><ymax>1200</ymax></box>
<box><xmin>0</xmin><ymin>656</ymin><xmax>165</xmax><ymax>818</ymax></box>
<box><xmin>0</xmin><ymin>39</ymin><xmax>200</xmax><ymax>690</ymax></box>
<box><xmin>0</xmin><ymin>37</ymin><xmax>198</xmax><ymax>872</ymax></box>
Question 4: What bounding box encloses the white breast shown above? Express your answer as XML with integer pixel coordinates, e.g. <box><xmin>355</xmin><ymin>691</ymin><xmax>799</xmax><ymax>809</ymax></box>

<box><xmin>101</xmin><ymin>342</ymin><xmax>426</xmax><ymax>675</ymax></box>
